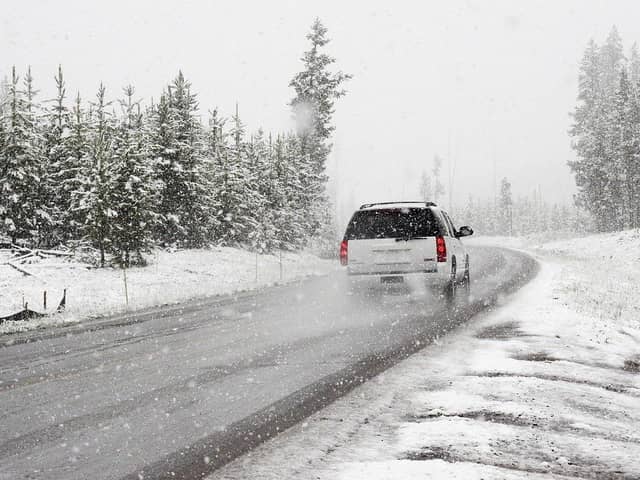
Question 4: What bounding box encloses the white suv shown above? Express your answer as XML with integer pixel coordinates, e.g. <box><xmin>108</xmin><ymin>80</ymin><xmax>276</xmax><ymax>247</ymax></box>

<box><xmin>340</xmin><ymin>202</ymin><xmax>473</xmax><ymax>301</ymax></box>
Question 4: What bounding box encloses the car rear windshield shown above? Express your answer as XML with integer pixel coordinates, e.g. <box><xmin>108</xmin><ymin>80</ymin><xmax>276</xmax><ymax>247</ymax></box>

<box><xmin>344</xmin><ymin>208</ymin><xmax>441</xmax><ymax>240</ymax></box>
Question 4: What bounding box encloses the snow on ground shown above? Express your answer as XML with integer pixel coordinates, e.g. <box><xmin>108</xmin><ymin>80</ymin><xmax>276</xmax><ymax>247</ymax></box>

<box><xmin>0</xmin><ymin>247</ymin><xmax>336</xmax><ymax>335</ymax></box>
<box><xmin>212</xmin><ymin>231</ymin><xmax>640</xmax><ymax>479</ymax></box>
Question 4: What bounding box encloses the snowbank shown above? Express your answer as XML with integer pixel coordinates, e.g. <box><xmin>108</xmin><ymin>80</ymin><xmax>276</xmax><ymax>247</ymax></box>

<box><xmin>0</xmin><ymin>247</ymin><xmax>336</xmax><ymax>335</ymax></box>
<box><xmin>212</xmin><ymin>230</ymin><xmax>640</xmax><ymax>479</ymax></box>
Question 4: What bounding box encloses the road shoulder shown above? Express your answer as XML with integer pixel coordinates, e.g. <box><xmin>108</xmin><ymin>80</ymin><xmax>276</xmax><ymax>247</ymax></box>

<box><xmin>0</xmin><ymin>247</ymin><xmax>336</xmax><ymax>337</ymax></box>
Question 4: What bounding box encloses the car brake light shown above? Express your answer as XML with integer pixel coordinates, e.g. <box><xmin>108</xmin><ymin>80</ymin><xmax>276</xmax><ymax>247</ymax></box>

<box><xmin>340</xmin><ymin>240</ymin><xmax>348</xmax><ymax>265</ymax></box>
<box><xmin>436</xmin><ymin>236</ymin><xmax>447</xmax><ymax>262</ymax></box>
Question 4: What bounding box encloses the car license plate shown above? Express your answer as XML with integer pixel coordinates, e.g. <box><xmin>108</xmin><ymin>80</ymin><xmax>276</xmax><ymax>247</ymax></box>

<box><xmin>381</xmin><ymin>276</ymin><xmax>403</xmax><ymax>284</ymax></box>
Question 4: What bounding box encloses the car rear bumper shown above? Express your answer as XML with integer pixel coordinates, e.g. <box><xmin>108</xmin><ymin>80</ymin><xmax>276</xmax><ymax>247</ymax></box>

<box><xmin>346</xmin><ymin>268</ymin><xmax>449</xmax><ymax>288</ymax></box>
<box><xmin>347</xmin><ymin>266</ymin><xmax>437</xmax><ymax>275</ymax></box>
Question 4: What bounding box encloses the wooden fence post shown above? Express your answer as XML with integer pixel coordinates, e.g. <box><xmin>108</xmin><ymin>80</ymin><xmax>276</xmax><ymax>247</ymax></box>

<box><xmin>123</xmin><ymin>267</ymin><xmax>129</xmax><ymax>308</ymax></box>
<box><xmin>255</xmin><ymin>252</ymin><xmax>258</xmax><ymax>282</ymax></box>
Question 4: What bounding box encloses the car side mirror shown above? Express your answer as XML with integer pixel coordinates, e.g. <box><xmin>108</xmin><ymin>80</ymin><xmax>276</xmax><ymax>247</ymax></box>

<box><xmin>456</xmin><ymin>226</ymin><xmax>474</xmax><ymax>238</ymax></box>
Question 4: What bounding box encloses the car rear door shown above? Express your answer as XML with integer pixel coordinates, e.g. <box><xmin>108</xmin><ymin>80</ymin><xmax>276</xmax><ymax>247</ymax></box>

<box><xmin>442</xmin><ymin>211</ymin><xmax>466</xmax><ymax>280</ymax></box>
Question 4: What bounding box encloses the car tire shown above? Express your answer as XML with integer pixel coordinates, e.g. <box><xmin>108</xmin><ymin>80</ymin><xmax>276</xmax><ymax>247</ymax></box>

<box><xmin>443</xmin><ymin>261</ymin><xmax>457</xmax><ymax>306</ymax></box>
<box><xmin>460</xmin><ymin>260</ymin><xmax>471</xmax><ymax>301</ymax></box>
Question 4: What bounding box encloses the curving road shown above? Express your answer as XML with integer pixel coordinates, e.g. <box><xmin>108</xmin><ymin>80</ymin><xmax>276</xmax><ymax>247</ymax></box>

<box><xmin>0</xmin><ymin>246</ymin><xmax>538</xmax><ymax>480</ymax></box>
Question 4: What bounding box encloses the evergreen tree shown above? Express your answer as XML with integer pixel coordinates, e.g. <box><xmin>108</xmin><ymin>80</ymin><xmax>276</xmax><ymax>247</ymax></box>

<box><xmin>629</xmin><ymin>43</ymin><xmax>640</xmax><ymax>227</ymax></box>
<box><xmin>570</xmin><ymin>28</ymin><xmax>640</xmax><ymax>231</ymax></box>
<box><xmin>269</xmin><ymin>133</ymin><xmax>303</xmax><ymax>249</ymax></box>
<box><xmin>225</xmin><ymin>106</ymin><xmax>260</xmax><ymax>244</ymax></box>
<box><xmin>261</xmin><ymin>132</ymin><xmax>308</xmax><ymax>250</ymax></box>
<box><xmin>289</xmin><ymin>18</ymin><xmax>351</xmax><ymax>239</ymax></box>
<box><xmin>150</xmin><ymin>72</ymin><xmax>211</xmax><ymax>247</ymax></box>
<box><xmin>599</xmin><ymin>27</ymin><xmax>625</xmax><ymax>97</ymax></box>
<box><xmin>629</xmin><ymin>43</ymin><xmax>640</xmax><ymax>86</ymax></box>
<box><xmin>146</xmin><ymin>90</ymin><xmax>175</xmax><ymax>242</ymax></box>
<box><xmin>498</xmin><ymin>177</ymin><xmax>513</xmax><ymax>235</ymax></box>
<box><xmin>0</xmin><ymin>66</ymin><xmax>46</xmax><ymax>244</ymax></box>
<box><xmin>203</xmin><ymin>108</ymin><xmax>224</xmax><ymax>240</ymax></box>
<box><xmin>612</xmin><ymin>68</ymin><xmax>637</xmax><ymax>228</ymax></box>
<box><xmin>599</xmin><ymin>29</ymin><xmax>628</xmax><ymax>230</ymax></box>
<box><xmin>0</xmin><ymin>75</ymin><xmax>8</xmax><ymax>110</ymax></box>
<box><xmin>67</xmin><ymin>93</ymin><xmax>91</xmax><ymax>241</ymax></box>
<box><xmin>569</xmin><ymin>39</ymin><xmax>611</xmax><ymax>230</ymax></box>
<box><xmin>289</xmin><ymin>18</ymin><xmax>351</xmax><ymax>152</ymax></box>
<box><xmin>44</xmin><ymin>65</ymin><xmax>73</xmax><ymax>244</ymax></box>
<box><xmin>23</xmin><ymin>67</ymin><xmax>53</xmax><ymax>245</ymax></box>
<box><xmin>245</xmin><ymin>129</ymin><xmax>277</xmax><ymax>252</ymax></box>
<box><xmin>460</xmin><ymin>195</ymin><xmax>475</xmax><ymax>229</ymax></box>
<box><xmin>77</xmin><ymin>84</ymin><xmax>115</xmax><ymax>266</ymax></box>
<box><xmin>419</xmin><ymin>170</ymin><xmax>432</xmax><ymax>202</ymax></box>
<box><xmin>287</xmin><ymin>132</ymin><xmax>317</xmax><ymax>243</ymax></box>
<box><xmin>617</xmin><ymin>65</ymin><xmax>640</xmax><ymax>228</ymax></box>
<box><xmin>432</xmin><ymin>155</ymin><xmax>445</xmax><ymax>204</ymax></box>
<box><xmin>110</xmin><ymin>86</ymin><xmax>158</xmax><ymax>266</ymax></box>
<box><xmin>207</xmin><ymin>107</ymin><xmax>255</xmax><ymax>246</ymax></box>
<box><xmin>550</xmin><ymin>203</ymin><xmax>562</xmax><ymax>231</ymax></box>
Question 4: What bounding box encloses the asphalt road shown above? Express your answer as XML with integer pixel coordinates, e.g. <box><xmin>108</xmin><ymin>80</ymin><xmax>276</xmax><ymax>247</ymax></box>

<box><xmin>0</xmin><ymin>246</ymin><xmax>538</xmax><ymax>480</ymax></box>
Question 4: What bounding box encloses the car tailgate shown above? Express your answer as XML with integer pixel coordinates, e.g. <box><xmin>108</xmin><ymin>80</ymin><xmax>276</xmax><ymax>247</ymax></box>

<box><xmin>347</xmin><ymin>237</ymin><xmax>437</xmax><ymax>275</ymax></box>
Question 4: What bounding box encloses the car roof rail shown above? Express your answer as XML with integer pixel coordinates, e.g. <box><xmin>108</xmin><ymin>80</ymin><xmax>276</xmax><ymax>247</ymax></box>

<box><xmin>359</xmin><ymin>201</ymin><xmax>437</xmax><ymax>209</ymax></box>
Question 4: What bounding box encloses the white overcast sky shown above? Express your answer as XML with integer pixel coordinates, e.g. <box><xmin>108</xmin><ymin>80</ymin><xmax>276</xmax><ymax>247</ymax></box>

<box><xmin>3</xmin><ymin>0</ymin><xmax>640</xmax><ymax>224</ymax></box>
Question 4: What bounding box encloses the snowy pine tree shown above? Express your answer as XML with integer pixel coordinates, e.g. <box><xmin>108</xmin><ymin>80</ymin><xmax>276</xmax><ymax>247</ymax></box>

<box><xmin>245</xmin><ymin>129</ymin><xmax>278</xmax><ymax>252</ymax></box>
<box><xmin>207</xmin><ymin>107</ymin><xmax>255</xmax><ymax>246</ymax></box>
<box><xmin>570</xmin><ymin>28</ymin><xmax>640</xmax><ymax>231</ymax></box>
<box><xmin>286</xmin><ymin>132</ymin><xmax>317</xmax><ymax>244</ymax></box>
<box><xmin>149</xmin><ymin>72</ymin><xmax>211</xmax><ymax>247</ymax></box>
<box><xmin>498</xmin><ymin>177</ymin><xmax>513</xmax><ymax>235</ymax></box>
<box><xmin>223</xmin><ymin>106</ymin><xmax>260</xmax><ymax>245</ymax></box>
<box><xmin>419</xmin><ymin>170</ymin><xmax>433</xmax><ymax>202</ymax></box>
<box><xmin>109</xmin><ymin>86</ymin><xmax>158</xmax><ymax>266</ymax></box>
<box><xmin>44</xmin><ymin>65</ymin><xmax>74</xmax><ymax>244</ymax></box>
<box><xmin>271</xmin><ymin>133</ymin><xmax>305</xmax><ymax>249</ymax></box>
<box><xmin>432</xmin><ymin>155</ymin><xmax>445</xmax><ymax>204</ymax></box>
<box><xmin>67</xmin><ymin>93</ymin><xmax>91</xmax><ymax>242</ymax></box>
<box><xmin>146</xmin><ymin>90</ymin><xmax>175</xmax><ymax>242</ymax></box>
<box><xmin>203</xmin><ymin>108</ymin><xmax>225</xmax><ymax>241</ymax></box>
<box><xmin>289</xmin><ymin>18</ymin><xmax>350</xmax><ymax>241</ymax></box>
<box><xmin>570</xmin><ymin>38</ymin><xmax>613</xmax><ymax>230</ymax></box>
<box><xmin>0</xmin><ymin>67</ymin><xmax>47</xmax><ymax>244</ymax></box>
<box><xmin>612</xmin><ymin>68</ymin><xmax>636</xmax><ymax>228</ymax></box>
<box><xmin>23</xmin><ymin>67</ymin><xmax>53</xmax><ymax>245</ymax></box>
<box><xmin>617</xmin><ymin>64</ymin><xmax>640</xmax><ymax>228</ymax></box>
<box><xmin>77</xmin><ymin>84</ymin><xmax>116</xmax><ymax>266</ymax></box>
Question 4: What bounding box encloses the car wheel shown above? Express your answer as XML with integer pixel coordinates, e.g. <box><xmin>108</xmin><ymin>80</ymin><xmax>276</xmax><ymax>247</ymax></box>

<box><xmin>443</xmin><ymin>261</ymin><xmax>457</xmax><ymax>306</ymax></box>
<box><xmin>460</xmin><ymin>261</ymin><xmax>471</xmax><ymax>301</ymax></box>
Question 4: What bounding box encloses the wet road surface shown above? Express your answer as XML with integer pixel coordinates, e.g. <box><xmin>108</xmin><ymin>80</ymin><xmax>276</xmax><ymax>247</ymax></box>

<box><xmin>0</xmin><ymin>246</ymin><xmax>538</xmax><ymax>479</ymax></box>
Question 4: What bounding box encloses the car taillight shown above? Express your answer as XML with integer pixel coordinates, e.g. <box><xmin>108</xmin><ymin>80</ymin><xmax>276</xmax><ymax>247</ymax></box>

<box><xmin>340</xmin><ymin>240</ymin><xmax>348</xmax><ymax>266</ymax></box>
<box><xmin>436</xmin><ymin>236</ymin><xmax>447</xmax><ymax>262</ymax></box>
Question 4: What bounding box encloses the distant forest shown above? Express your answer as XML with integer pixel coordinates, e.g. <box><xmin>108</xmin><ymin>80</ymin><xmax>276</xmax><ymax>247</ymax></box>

<box><xmin>418</xmin><ymin>26</ymin><xmax>640</xmax><ymax>237</ymax></box>
<box><xmin>417</xmin><ymin>160</ymin><xmax>586</xmax><ymax>237</ymax></box>
<box><xmin>0</xmin><ymin>19</ymin><xmax>350</xmax><ymax>266</ymax></box>
<box><xmin>458</xmin><ymin>179</ymin><xmax>587</xmax><ymax>237</ymax></box>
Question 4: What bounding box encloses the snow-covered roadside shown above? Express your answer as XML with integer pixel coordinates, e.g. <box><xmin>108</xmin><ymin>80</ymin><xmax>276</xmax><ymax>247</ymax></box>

<box><xmin>211</xmin><ymin>231</ymin><xmax>640</xmax><ymax>479</ymax></box>
<box><xmin>0</xmin><ymin>247</ymin><xmax>336</xmax><ymax>335</ymax></box>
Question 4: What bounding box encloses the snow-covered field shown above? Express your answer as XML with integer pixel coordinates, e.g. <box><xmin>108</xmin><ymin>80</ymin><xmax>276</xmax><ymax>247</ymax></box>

<box><xmin>0</xmin><ymin>247</ymin><xmax>336</xmax><ymax>335</ymax></box>
<box><xmin>212</xmin><ymin>230</ymin><xmax>640</xmax><ymax>479</ymax></box>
